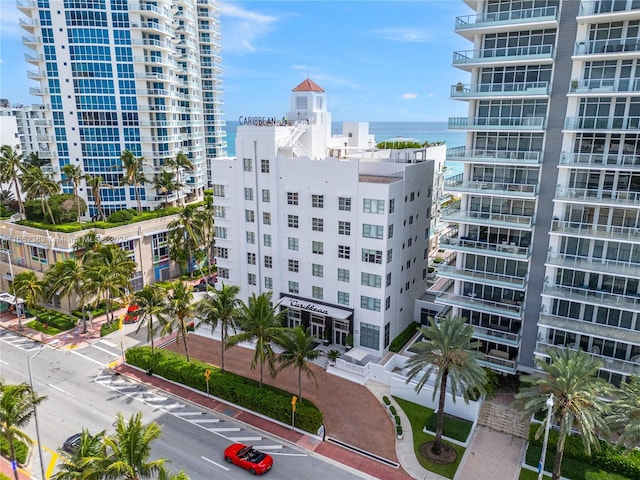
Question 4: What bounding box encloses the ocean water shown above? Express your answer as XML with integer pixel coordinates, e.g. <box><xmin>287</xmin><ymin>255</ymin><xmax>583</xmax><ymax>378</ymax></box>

<box><xmin>223</xmin><ymin>120</ymin><xmax>466</xmax><ymax>176</ymax></box>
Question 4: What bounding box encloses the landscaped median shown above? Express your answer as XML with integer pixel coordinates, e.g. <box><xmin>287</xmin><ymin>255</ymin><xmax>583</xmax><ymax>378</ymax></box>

<box><xmin>125</xmin><ymin>346</ymin><xmax>323</xmax><ymax>434</ymax></box>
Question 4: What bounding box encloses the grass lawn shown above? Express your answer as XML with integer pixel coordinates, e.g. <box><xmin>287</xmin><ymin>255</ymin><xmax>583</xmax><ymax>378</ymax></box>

<box><xmin>519</xmin><ymin>468</ymin><xmax>550</xmax><ymax>480</ymax></box>
<box><xmin>25</xmin><ymin>320</ymin><xmax>65</xmax><ymax>335</ymax></box>
<box><xmin>394</xmin><ymin>396</ymin><xmax>465</xmax><ymax>479</ymax></box>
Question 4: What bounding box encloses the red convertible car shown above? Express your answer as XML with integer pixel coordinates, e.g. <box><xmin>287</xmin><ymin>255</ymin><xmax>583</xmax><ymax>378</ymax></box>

<box><xmin>223</xmin><ymin>443</ymin><xmax>273</xmax><ymax>475</ymax></box>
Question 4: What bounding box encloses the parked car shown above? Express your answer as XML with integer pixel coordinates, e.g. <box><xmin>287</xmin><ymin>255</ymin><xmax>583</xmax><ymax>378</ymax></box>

<box><xmin>62</xmin><ymin>433</ymin><xmax>83</xmax><ymax>453</ymax></box>
<box><xmin>194</xmin><ymin>275</ymin><xmax>218</xmax><ymax>292</ymax></box>
<box><xmin>223</xmin><ymin>443</ymin><xmax>273</xmax><ymax>475</ymax></box>
<box><xmin>123</xmin><ymin>305</ymin><xmax>140</xmax><ymax>324</ymax></box>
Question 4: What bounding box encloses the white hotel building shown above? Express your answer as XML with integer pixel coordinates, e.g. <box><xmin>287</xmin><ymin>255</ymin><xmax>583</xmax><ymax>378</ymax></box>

<box><xmin>445</xmin><ymin>0</ymin><xmax>640</xmax><ymax>384</ymax></box>
<box><xmin>212</xmin><ymin>79</ymin><xmax>438</xmax><ymax>357</ymax></box>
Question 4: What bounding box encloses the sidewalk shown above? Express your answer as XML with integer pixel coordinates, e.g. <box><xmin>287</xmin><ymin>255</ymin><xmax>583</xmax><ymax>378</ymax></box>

<box><xmin>0</xmin><ymin>457</ymin><xmax>32</xmax><ymax>480</ymax></box>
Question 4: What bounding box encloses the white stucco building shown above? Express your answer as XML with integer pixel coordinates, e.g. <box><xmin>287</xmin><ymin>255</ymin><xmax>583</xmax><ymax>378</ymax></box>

<box><xmin>212</xmin><ymin>79</ymin><xmax>438</xmax><ymax>359</ymax></box>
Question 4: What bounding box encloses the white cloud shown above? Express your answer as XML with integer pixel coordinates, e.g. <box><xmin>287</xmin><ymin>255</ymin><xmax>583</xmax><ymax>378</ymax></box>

<box><xmin>400</xmin><ymin>93</ymin><xmax>418</xmax><ymax>100</ymax></box>
<box><xmin>372</xmin><ymin>27</ymin><xmax>432</xmax><ymax>43</ymax></box>
<box><xmin>220</xmin><ymin>2</ymin><xmax>278</xmax><ymax>54</ymax></box>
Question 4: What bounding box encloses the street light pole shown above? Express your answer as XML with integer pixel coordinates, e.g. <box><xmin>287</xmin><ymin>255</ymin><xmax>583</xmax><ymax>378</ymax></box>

<box><xmin>538</xmin><ymin>393</ymin><xmax>555</xmax><ymax>480</ymax></box>
<box><xmin>27</xmin><ymin>347</ymin><xmax>46</xmax><ymax>480</ymax></box>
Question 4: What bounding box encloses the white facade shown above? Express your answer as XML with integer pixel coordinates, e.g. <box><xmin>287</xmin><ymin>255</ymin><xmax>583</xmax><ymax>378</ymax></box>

<box><xmin>212</xmin><ymin>80</ymin><xmax>435</xmax><ymax>358</ymax></box>
<box><xmin>0</xmin><ymin>103</ymin><xmax>48</xmax><ymax>156</ymax></box>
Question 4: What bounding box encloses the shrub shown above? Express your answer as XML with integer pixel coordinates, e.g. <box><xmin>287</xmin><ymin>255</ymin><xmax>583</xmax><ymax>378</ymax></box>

<box><xmin>0</xmin><ymin>436</ymin><xmax>28</xmax><ymax>465</ymax></box>
<box><xmin>395</xmin><ymin>415</ymin><xmax>401</xmax><ymax>426</ymax></box>
<box><xmin>396</xmin><ymin>425</ymin><xmax>403</xmax><ymax>436</ymax></box>
<box><xmin>389</xmin><ymin>322</ymin><xmax>419</xmax><ymax>353</ymax></box>
<box><xmin>125</xmin><ymin>347</ymin><xmax>323</xmax><ymax>434</ymax></box>
<box><xmin>433</xmin><ymin>257</ymin><xmax>445</xmax><ymax>264</ymax></box>
<box><xmin>107</xmin><ymin>209</ymin><xmax>136</xmax><ymax>223</ymax></box>
<box><xmin>383</xmin><ymin>396</ymin><xmax>391</xmax><ymax>406</ymax></box>
<box><xmin>29</xmin><ymin>307</ymin><xmax>75</xmax><ymax>331</ymax></box>
<box><xmin>389</xmin><ymin>405</ymin><xmax>397</xmax><ymax>416</ymax></box>
<box><xmin>100</xmin><ymin>320</ymin><xmax>121</xmax><ymax>337</ymax></box>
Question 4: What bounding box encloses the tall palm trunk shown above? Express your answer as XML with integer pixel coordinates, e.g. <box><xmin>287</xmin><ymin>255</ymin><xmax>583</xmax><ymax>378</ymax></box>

<box><xmin>12</xmin><ymin>176</ymin><xmax>24</xmax><ymax>217</ymax></box>
<box><xmin>74</xmin><ymin>182</ymin><xmax>81</xmax><ymax>221</ymax></box>
<box><xmin>221</xmin><ymin>325</ymin><xmax>227</xmax><ymax>373</ymax></box>
<box><xmin>298</xmin><ymin>367</ymin><xmax>303</xmax><ymax>404</ymax></box>
<box><xmin>552</xmin><ymin>433</ymin><xmax>566</xmax><ymax>480</ymax></box>
<box><xmin>45</xmin><ymin>199</ymin><xmax>55</xmax><ymax>224</ymax></box>
<box><xmin>134</xmin><ymin>186</ymin><xmax>142</xmax><ymax>213</ymax></box>
<box><xmin>179</xmin><ymin>318</ymin><xmax>190</xmax><ymax>362</ymax></box>
<box><xmin>432</xmin><ymin>370</ymin><xmax>449</xmax><ymax>455</ymax></box>
<box><xmin>9</xmin><ymin>434</ymin><xmax>18</xmax><ymax>480</ymax></box>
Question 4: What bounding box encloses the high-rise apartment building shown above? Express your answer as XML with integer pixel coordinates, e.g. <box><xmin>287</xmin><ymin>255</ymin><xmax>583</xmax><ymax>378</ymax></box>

<box><xmin>18</xmin><ymin>0</ymin><xmax>225</xmax><ymax>217</ymax></box>
<box><xmin>0</xmin><ymin>102</ymin><xmax>48</xmax><ymax>156</ymax></box>
<box><xmin>445</xmin><ymin>0</ymin><xmax>640</xmax><ymax>384</ymax></box>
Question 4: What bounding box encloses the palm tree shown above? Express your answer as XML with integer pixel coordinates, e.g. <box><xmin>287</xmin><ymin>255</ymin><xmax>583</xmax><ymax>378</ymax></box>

<box><xmin>22</xmin><ymin>165</ymin><xmax>60</xmax><ymax>224</ymax></box>
<box><xmin>12</xmin><ymin>271</ymin><xmax>44</xmax><ymax>327</ymax></box>
<box><xmin>194</xmin><ymin>283</ymin><xmax>241</xmax><ymax>373</ymax></box>
<box><xmin>168</xmin><ymin>205</ymin><xmax>204</xmax><ymax>277</ymax></box>
<box><xmin>405</xmin><ymin>316</ymin><xmax>487</xmax><ymax>456</ymax></box>
<box><xmin>72</xmin><ymin>231</ymin><xmax>103</xmax><ymax>260</ymax></box>
<box><xmin>25</xmin><ymin>151</ymin><xmax>45</xmax><ymax>169</ymax></box>
<box><xmin>275</xmin><ymin>326</ymin><xmax>321</xmax><ymax>404</ymax></box>
<box><xmin>166</xmin><ymin>151</ymin><xmax>193</xmax><ymax>205</ymax></box>
<box><xmin>161</xmin><ymin>280</ymin><xmax>195</xmax><ymax>362</ymax></box>
<box><xmin>0</xmin><ymin>145</ymin><xmax>26</xmax><ymax>217</ymax></box>
<box><xmin>228</xmin><ymin>292</ymin><xmax>286</xmax><ymax>388</ymax></box>
<box><xmin>609</xmin><ymin>375</ymin><xmax>640</xmax><ymax>452</ymax></box>
<box><xmin>119</xmin><ymin>150</ymin><xmax>147</xmax><ymax>213</ymax></box>
<box><xmin>0</xmin><ymin>381</ymin><xmax>47</xmax><ymax>480</ymax></box>
<box><xmin>60</xmin><ymin>164</ymin><xmax>85</xmax><ymax>222</ymax></box>
<box><xmin>85</xmin><ymin>175</ymin><xmax>108</xmax><ymax>221</ymax></box>
<box><xmin>516</xmin><ymin>348</ymin><xmax>611</xmax><ymax>480</ymax></box>
<box><xmin>133</xmin><ymin>285</ymin><xmax>167</xmax><ymax>355</ymax></box>
<box><xmin>44</xmin><ymin>259</ymin><xmax>88</xmax><ymax>332</ymax></box>
<box><xmin>197</xmin><ymin>191</ymin><xmax>216</xmax><ymax>275</ymax></box>
<box><xmin>0</xmin><ymin>189</ymin><xmax>15</xmax><ymax>213</ymax></box>
<box><xmin>52</xmin><ymin>429</ymin><xmax>106</xmax><ymax>480</ymax></box>
<box><xmin>153</xmin><ymin>171</ymin><xmax>180</xmax><ymax>208</ymax></box>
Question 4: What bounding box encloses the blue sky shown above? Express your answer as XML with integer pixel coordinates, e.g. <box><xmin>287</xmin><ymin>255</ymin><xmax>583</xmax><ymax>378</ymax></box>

<box><xmin>0</xmin><ymin>1</ymin><xmax>472</xmax><ymax>122</ymax></box>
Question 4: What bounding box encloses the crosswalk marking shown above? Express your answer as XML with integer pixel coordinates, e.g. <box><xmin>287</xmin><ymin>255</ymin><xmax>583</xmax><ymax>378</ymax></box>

<box><xmin>174</xmin><ymin>411</ymin><xmax>205</xmax><ymax>417</ymax></box>
<box><xmin>191</xmin><ymin>418</ymin><xmax>220</xmax><ymax>423</ymax></box>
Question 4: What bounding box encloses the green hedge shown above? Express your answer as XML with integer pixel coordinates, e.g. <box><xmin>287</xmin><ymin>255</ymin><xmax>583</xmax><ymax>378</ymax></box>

<box><xmin>425</xmin><ymin>411</ymin><xmax>473</xmax><ymax>443</ymax></box>
<box><xmin>389</xmin><ymin>322</ymin><xmax>419</xmax><ymax>352</ymax></box>
<box><xmin>28</xmin><ymin>307</ymin><xmax>75</xmax><ymax>331</ymax></box>
<box><xmin>0</xmin><ymin>437</ymin><xmax>28</xmax><ymax>465</ymax></box>
<box><xmin>528</xmin><ymin>424</ymin><xmax>640</xmax><ymax>479</ymax></box>
<box><xmin>125</xmin><ymin>347</ymin><xmax>323</xmax><ymax>434</ymax></box>
<box><xmin>100</xmin><ymin>319</ymin><xmax>121</xmax><ymax>337</ymax></box>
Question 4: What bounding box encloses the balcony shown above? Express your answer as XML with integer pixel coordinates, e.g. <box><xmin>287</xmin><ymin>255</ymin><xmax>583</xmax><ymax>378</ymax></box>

<box><xmin>27</xmin><ymin>70</ymin><xmax>45</xmax><ymax>80</ymax></box>
<box><xmin>440</xmin><ymin>236</ymin><xmax>530</xmax><ymax>260</ymax></box>
<box><xmin>574</xmin><ymin>38</ymin><xmax>640</xmax><ymax>57</ymax></box>
<box><xmin>449</xmin><ymin>116</ymin><xmax>545</xmax><ymax>131</ymax></box>
<box><xmin>546</xmin><ymin>252</ymin><xmax>640</xmax><ymax>278</ymax></box>
<box><xmin>29</xmin><ymin>87</ymin><xmax>46</xmax><ymax>96</ymax></box>
<box><xmin>535</xmin><ymin>342</ymin><xmax>640</xmax><ymax>376</ymax></box>
<box><xmin>455</xmin><ymin>6</ymin><xmax>558</xmax><ymax>37</ymax></box>
<box><xmin>435</xmin><ymin>292</ymin><xmax>524</xmax><ymax>320</ymax></box>
<box><xmin>24</xmin><ymin>53</ymin><xmax>43</xmax><ymax>64</ymax></box>
<box><xmin>551</xmin><ymin>219</ymin><xmax>640</xmax><ymax>243</ymax></box>
<box><xmin>559</xmin><ymin>152</ymin><xmax>640</xmax><ymax>170</ymax></box>
<box><xmin>472</xmin><ymin>323</ymin><xmax>521</xmax><ymax>347</ymax></box>
<box><xmin>451</xmin><ymin>81</ymin><xmax>549</xmax><ymax>99</ymax></box>
<box><xmin>22</xmin><ymin>35</ymin><xmax>42</xmax><ymax>46</ymax></box>
<box><xmin>541</xmin><ymin>285</ymin><xmax>640</xmax><ymax>314</ymax></box>
<box><xmin>436</xmin><ymin>264</ymin><xmax>527</xmax><ymax>290</ymax></box>
<box><xmin>444</xmin><ymin>174</ymin><xmax>537</xmax><ymax>198</ymax></box>
<box><xmin>132</xmin><ymin>22</ymin><xmax>174</xmax><ymax>35</ymax></box>
<box><xmin>579</xmin><ymin>0</ymin><xmax>640</xmax><ymax>19</ymax></box>
<box><xmin>569</xmin><ymin>77</ymin><xmax>640</xmax><ymax>95</ymax></box>
<box><xmin>17</xmin><ymin>0</ymin><xmax>38</xmax><ymax>12</ymax></box>
<box><xmin>478</xmin><ymin>352</ymin><xmax>517</xmax><ymax>373</ymax></box>
<box><xmin>565</xmin><ymin>116</ymin><xmax>640</xmax><ymax>131</ymax></box>
<box><xmin>453</xmin><ymin>45</ymin><xmax>554</xmax><ymax>69</ymax></box>
<box><xmin>131</xmin><ymin>38</ymin><xmax>174</xmax><ymax>50</ymax></box>
<box><xmin>555</xmin><ymin>186</ymin><xmax>640</xmax><ymax>207</ymax></box>
<box><xmin>19</xmin><ymin>18</ymin><xmax>39</xmax><ymax>30</ymax></box>
<box><xmin>133</xmin><ymin>56</ymin><xmax>176</xmax><ymax>68</ymax></box>
<box><xmin>446</xmin><ymin>147</ymin><xmax>541</xmax><ymax>165</ymax></box>
<box><xmin>441</xmin><ymin>203</ymin><xmax>534</xmax><ymax>229</ymax></box>
<box><xmin>128</xmin><ymin>3</ymin><xmax>172</xmax><ymax>19</ymax></box>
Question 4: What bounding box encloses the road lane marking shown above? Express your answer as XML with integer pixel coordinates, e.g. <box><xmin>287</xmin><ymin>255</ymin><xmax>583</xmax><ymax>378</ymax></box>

<box><xmin>228</xmin><ymin>436</ymin><xmax>262</xmax><ymax>441</ymax></box>
<box><xmin>191</xmin><ymin>418</ymin><xmax>220</xmax><ymax>423</ymax></box>
<box><xmin>174</xmin><ymin>411</ymin><xmax>205</xmax><ymax>416</ymax></box>
<box><xmin>207</xmin><ymin>427</ymin><xmax>241</xmax><ymax>432</ymax></box>
<box><xmin>200</xmin><ymin>456</ymin><xmax>229</xmax><ymax>471</ymax></box>
<box><xmin>89</xmin><ymin>344</ymin><xmax>119</xmax><ymax>356</ymax></box>
<box><xmin>253</xmin><ymin>445</ymin><xmax>284</xmax><ymax>450</ymax></box>
<box><xmin>0</xmin><ymin>359</ymin><xmax>8</xmax><ymax>365</ymax></box>
<box><xmin>99</xmin><ymin>339</ymin><xmax>117</xmax><ymax>347</ymax></box>
<box><xmin>70</xmin><ymin>348</ymin><xmax>105</xmax><ymax>366</ymax></box>
<box><xmin>48</xmin><ymin>383</ymin><xmax>71</xmax><ymax>396</ymax></box>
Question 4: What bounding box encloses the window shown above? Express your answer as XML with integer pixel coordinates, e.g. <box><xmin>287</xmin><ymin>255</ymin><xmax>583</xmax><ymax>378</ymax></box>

<box><xmin>288</xmin><ymin>237</ymin><xmax>299</xmax><ymax>250</ymax></box>
<box><xmin>338</xmin><ymin>291</ymin><xmax>349</xmax><ymax>305</ymax></box>
<box><xmin>263</xmin><ymin>234</ymin><xmax>272</xmax><ymax>247</ymax></box>
<box><xmin>312</xmin><ymin>194</ymin><xmax>324</xmax><ymax>208</ymax></box>
<box><xmin>362</xmin><ymin>248</ymin><xmax>382</xmax><ymax>264</ymax></box>
<box><xmin>30</xmin><ymin>246</ymin><xmax>48</xmax><ymax>264</ymax></box>
<box><xmin>338</xmin><ymin>268</ymin><xmax>350</xmax><ymax>282</ymax></box>
<box><xmin>408</xmin><ymin>238</ymin><xmax>413</xmax><ymax>247</ymax></box>
<box><xmin>312</xmin><ymin>217</ymin><xmax>324</xmax><ymax>232</ymax></box>
<box><xmin>261</xmin><ymin>159</ymin><xmax>270</xmax><ymax>173</ymax></box>
<box><xmin>244</xmin><ymin>187</ymin><xmax>253</xmax><ymax>201</ymax></box>
<box><xmin>338</xmin><ymin>197</ymin><xmax>351</xmax><ymax>211</ymax></box>
<box><xmin>265</xmin><ymin>277</ymin><xmax>273</xmax><ymax>289</ymax></box>
<box><xmin>288</xmin><ymin>259</ymin><xmax>299</xmax><ymax>272</ymax></box>
<box><xmin>243</xmin><ymin>158</ymin><xmax>252</xmax><ymax>171</ymax></box>
<box><xmin>363</xmin><ymin>224</ymin><xmax>384</xmax><ymax>239</ymax></box>
<box><xmin>263</xmin><ymin>212</ymin><xmax>271</xmax><ymax>225</ymax></box>
<box><xmin>386</xmin><ymin>273</ymin><xmax>392</xmax><ymax>287</ymax></box>
<box><xmin>213</xmin><ymin>184</ymin><xmax>225</xmax><ymax>197</ymax></box>
<box><xmin>387</xmin><ymin>249</ymin><xmax>393</xmax><ymax>263</ymax></box>
<box><xmin>247</xmin><ymin>253</ymin><xmax>256</xmax><ymax>265</ymax></box>
<box><xmin>288</xmin><ymin>215</ymin><xmax>299</xmax><ymax>228</ymax></box>
<box><xmin>388</xmin><ymin>224</ymin><xmax>394</xmax><ymax>239</ymax></box>
<box><xmin>408</xmin><ymin>215</ymin><xmax>414</xmax><ymax>225</ymax></box>
<box><xmin>363</xmin><ymin>198</ymin><xmax>384</xmax><ymax>214</ymax></box>
<box><xmin>245</xmin><ymin>210</ymin><xmax>255</xmax><ymax>222</ymax></box>
<box><xmin>264</xmin><ymin>256</ymin><xmax>272</xmax><ymax>268</ymax></box>
<box><xmin>361</xmin><ymin>273</ymin><xmax>382</xmax><ymax>288</ymax></box>
<box><xmin>312</xmin><ymin>241</ymin><xmax>324</xmax><ymax>254</ymax></box>
<box><xmin>152</xmin><ymin>232</ymin><xmax>169</xmax><ymax>261</ymax></box>
<box><xmin>360</xmin><ymin>296</ymin><xmax>381</xmax><ymax>312</ymax></box>
<box><xmin>213</xmin><ymin>246</ymin><xmax>228</xmax><ymax>259</ymax></box>
<box><xmin>384</xmin><ymin>323</ymin><xmax>390</xmax><ymax>347</ymax></box>
<box><xmin>213</xmin><ymin>205</ymin><xmax>226</xmax><ymax>218</ymax></box>
<box><xmin>385</xmin><ymin>296</ymin><xmax>391</xmax><ymax>310</ymax></box>
<box><xmin>338</xmin><ymin>221</ymin><xmax>351</xmax><ymax>235</ymax></box>
<box><xmin>218</xmin><ymin>267</ymin><xmax>229</xmax><ymax>279</ymax></box>
<box><xmin>287</xmin><ymin>192</ymin><xmax>299</xmax><ymax>205</ymax></box>
<box><xmin>288</xmin><ymin>281</ymin><xmax>299</xmax><ymax>294</ymax></box>
<box><xmin>389</xmin><ymin>198</ymin><xmax>395</xmax><ymax>213</ymax></box>
<box><xmin>214</xmin><ymin>226</ymin><xmax>227</xmax><ymax>239</ymax></box>
<box><xmin>248</xmin><ymin>273</ymin><xmax>257</xmax><ymax>285</ymax></box>
<box><xmin>312</xmin><ymin>286</ymin><xmax>323</xmax><ymax>299</ymax></box>
<box><xmin>246</xmin><ymin>231</ymin><xmax>255</xmax><ymax>244</ymax></box>
<box><xmin>262</xmin><ymin>189</ymin><xmax>270</xmax><ymax>202</ymax></box>
<box><xmin>312</xmin><ymin>264</ymin><xmax>323</xmax><ymax>277</ymax></box>
<box><xmin>360</xmin><ymin>322</ymin><xmax>380</xmax><ymax>349</ymax></box>
<box><xmin>338</xmin><ymin>245</ymin><xmax>351</xmax><ymax>259</ymax></box>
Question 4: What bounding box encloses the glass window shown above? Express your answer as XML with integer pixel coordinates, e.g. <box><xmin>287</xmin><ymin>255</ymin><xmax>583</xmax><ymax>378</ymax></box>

<box><xmin>245</xmin><ymin>210</ymin><xmax>255</xmax><ymax>222</ymax></box>
<box><xmin>312</xmin><ymin>264</ymin><xmax>324</xmax><ymax>277</ymax></box>
<box><xmin>248</xmin><ymin>273</ymin><xmax>256</xmax><ymax>285</ymax></box>
<box><xmin>361</xmin><ymin>272</ymin><xmax>382</xmax><ymax>288</ymax></box>
<box><xmin>363</xmin><ymin>224</ymin><xmax>384</xmax><ymax>239</ymax></box>
<box><xmin>389</xmin><ymin>198</ymin><xmax>395</xmax><ymax>213</ymax></box>
<box><xmin>30</xmin><ymin>246</ymin><xmax>48</xmax><ymax>264</ymax></box>
<box><xmin>263</xmin><ymin>212</ymin><xmax>271</xmax><ymax>225</ymax></box>
<box><xmin>288</xmin><ymin>215</ymin><xmax>299</xmax><ymax>228</ymax></box>
<box><xmin>360</xmin><ymin>322</ymin><xmax>380</xmax><ymax>349</ymax></box>
<box><xmin>338</xmin><ymin>221</ymin><xmax>351</xmax><ymax>235</ymax></box>
<box><xmin>360</xmin><ymin>297</ymin><xmax>381</xmax><ymax>312</ymax></box>
<box><xmin>338</xmin><ymin>245</ymin><xmax>351</xmax><ymax>259</ymax></box>
<box><xmin>247</xmin><ymin>253</ymin><xmax>256</xmax><ymax>265</ymax></box>
<box><xmin>288</xmin><ymin>237</ymin><xmax>299</xmax><ymax>250</ymax></box>
<box><xmin>213</xmin><ymin>246</ymin><xmax>228</xmax><ymax>259</ymax></box>
<box><xmin>338</xmin><ymin>291</ymin><xmax>349</xmax><ymax>305</ymax></box>
<box><xmin>288</xmin><ymin>259</ymin><xmax>299</xmax><ymax>272</ymax></box>
<box><xmin>312</xmin><ymin>286</ymin><xmax>323</xmax><ymax>300</ymax></box>
<box><xmin>339</xmin><ymin>197</ymin><xmax>351</xmax><ymax>211</ymax></box>
<box><xmin>312</xmin><ymin>194</ymin><xmax>324</xmax><ymax>208</ymax></box>
<box><xmin>262</xmin><ymin>189</ymin><xmax>270</xmax><ymax>202</ymax></box>
<box><xmin>244</xmin><ymin>187</ymin><xmax>253</xmax><ymax>201</ymax></box>
<box><xmin>287</xmin><ymin>192</ymin><xmax>299</xmax><ymax>205</ymax></box>
<box><xmin>384</xmin><ymin>323</ymin><xmax>390</xmax><ymax>347</ymax></box>
<box><xmin>264</xmin><ymin>256</ymin><xmax>273</xmax><ymax>268</ymax></box>
<box><xmin>213</xmin><ymin>184</ymin><xmax>225</xmax><ymax>197</ymax></box>
<box><xmin>243</xmin><ymin>158</ymin><xmax>252</xmax><ymax>171</ymax></box>
<box><xmin>363</xmin><ymin>198</ymin><xmax>385</xmax><ymax>214</ymax></box>
<box><xmin>265</xmin><ymin>277</ymin><xmax>273</xmax><ymax>289</ymax></box>
<box><xmin>312</xmin><ymin>218</ymin><xmax>324</xmax><ymax>232</ymax></box>
<box><xmin>388</xmin><ymin>225</ymin><xmax>394</xmax><ymax>238</ymax></box>
<box><xmin>263</xmin><ymin>234</ymin><xmax>272</xmax><ymax>247</ymax></box>
<box><xmin>288</xmin><ymin>281</ymin><xmax>299</xmax><ymax>294</ymax></box>
<box><xmin>261</xmin><ymin>159</ymin><xmax>270</xmax><ymax>173</ymax></box>
<box><xmin>312</xmin><ymin>241</ymin><xmax>324</xmax><ymax>254</ymax></box>
<box><xmin>362</xmin><ymin>248</ymin><xmax>383</xmax><ymax>264</ymax></box>
<box><xmin>246</xmin><ymin>231</ymin><xmax>255</xmax><ymax>244</ymax></box>
<box><xmin>338</xmin><ymin>268</ymin><xmax>350</xmax><ymax>282</ymax></box>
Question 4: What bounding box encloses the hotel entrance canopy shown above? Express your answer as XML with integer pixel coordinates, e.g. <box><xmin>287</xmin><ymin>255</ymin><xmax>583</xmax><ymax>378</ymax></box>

<box><xmin>279</xmin><ymin>297</ymin><xmax>352</xmax><ymax>320</ymax></box>
<box><xmin>0</xmin><ymin>293</ymin><xmax>25</xmax><ymax>305</ymax></box>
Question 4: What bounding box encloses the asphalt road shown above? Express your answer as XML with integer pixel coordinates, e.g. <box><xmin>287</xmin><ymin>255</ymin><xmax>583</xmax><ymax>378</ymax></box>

<box><xmin>0</xmin><ymin>327</ymin><xmax>367</xmax><ymax>480</ymax></box>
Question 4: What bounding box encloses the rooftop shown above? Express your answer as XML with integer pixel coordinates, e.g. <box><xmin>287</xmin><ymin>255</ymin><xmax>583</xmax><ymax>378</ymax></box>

<box><xmin>292</xmin><ymin>78</ymin><xmax>324</xmax><ymax>93</ymax></box>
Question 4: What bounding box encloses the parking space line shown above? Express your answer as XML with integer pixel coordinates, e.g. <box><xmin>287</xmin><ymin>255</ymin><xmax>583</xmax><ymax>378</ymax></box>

<box><xmin>200</xmin><ymin>455</ymin><xmax>229</xmax><ymax>471</ymax></box>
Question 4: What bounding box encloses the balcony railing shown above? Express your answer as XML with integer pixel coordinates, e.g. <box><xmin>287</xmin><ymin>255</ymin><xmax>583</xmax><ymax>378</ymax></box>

<box><xmin>436</xmin><ymin>264</ymin><xmax>527</xmax><ymax>289</ymax></box>
<box><xmin>451</xmin><ymin>81</ymin><xmax>549</xmax><ymax>97</ymax></box>
<box><xmin>539</xmin><ymin>313</ymin><xmax>640</xmax><ymax>343</ymax></box>
<box><xmin>551</xmin><ymin>219</ymin><xmax>640</xmax><ymax>242</ymax></box>
<box><xmin>455</xmin><ymin>6</ymin><xmax>558</xmax><ymax>29</ymax></box>
<box><xmin>560</xmin><ymin>152</ymin><xmax>640</xmax><ymax>168</ymax></box>
<box><xmin>472</xmin><ymin>323</ymin><xmax>521</xmax><ymax>346</ymax></box>
<box><xmin>441</xmin><ymin>202</ymin><xmax>534</xmax><ymax>229</ymax></box>
<box><xmin>446</xmin><ymin>146</ymin><xmax>541</xmax><ymax>164</ymax></box>
<box><xmin>444</xmin><ymin>175</ymin><xmax>537</xmax><ymax>197</ymax></box>
<box><xmin>569</xmin><ymin>77</ymin><xmax>640</xmax><ymax>94</ymax></box>
<box><xmin>565</xmin><ymin>116</ymin><xmax>640</xmax><ymax>130</ymax></box>
<box><xmin>541</xmin><ymin>284</ymin><xmax>640</xmax><ymax>313</ymax></box>
<box><xmin>536</xmin><ymin>342</ymin><xmax>640</xmax><ymax>375</ymax></box>
<box><xmin>580</xmin><ymin>0</ymin><xmax>640</xmax><ymax>16</ymax></box>
<box><xmin>435</xmin><ymin>292</ymin><xmax>524</xmax><ymax>319</ymax></box>
<box><xmin>574</xmin><ymin>38</ymin><xmax>640</xmax><ymax>55</ymax></box>
<box><xmin>555</xmin><ymin>186</ymin><xmax>640</xmax><ymax>206</ymax></box>
<box><xmin>453</xmin><ymin>45</ymin><xmax>554</xmax><ymax>64</ymax></box>
<box><xmin>546</xmin><ymin>252</ymin><xmax>640</xmax><ymax>277</ymax></box>
<box><xmin>478</xmin><ymin>352</ymin><xmax>517</xmax><ymax>373</ymax></box>
<box><xmin>449</xmin><ymin>116</ymin><xmax>545</xmax><ymax>130</ymax></box>
<box><xmin>440</xmin><ymin>236</ymin><xmax>530</xmax><ymax>258</ymax></box>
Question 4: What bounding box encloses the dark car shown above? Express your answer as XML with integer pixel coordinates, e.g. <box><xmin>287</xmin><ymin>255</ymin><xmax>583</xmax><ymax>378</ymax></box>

<box><xmin>62</xmin><ymin>433</ymin><xmax>83</xmax><ymax>453</ymax></box>
<box><xmin>194</xmin><ymin>275</ymin><xmax>217</xmax><ymax>292</ymax></box>
<box><xmin>224</xmin><ymin>443</ymin><xmax>273</xmax><ymax>475</ymax></box>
